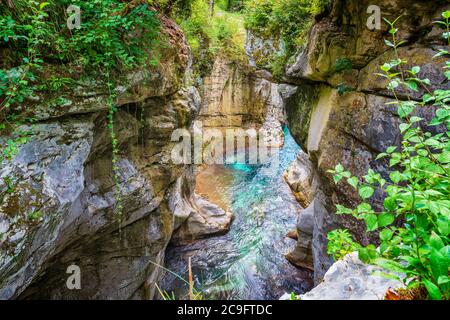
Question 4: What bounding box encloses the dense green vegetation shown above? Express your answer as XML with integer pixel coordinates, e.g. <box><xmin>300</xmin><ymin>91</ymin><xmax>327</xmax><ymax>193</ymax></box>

<box><xmin>327</xmin><ymin>14</ymin><xmax>450</xmax><ymax>300</ymax></box>
<box><xmin>0</xmin><ymin>0</ymin><xmax>159</xmax><ymax>114</ymax></box>
<box><xmin>244</xmin><ymin>0</ymin><xmax>329</xmax><ymax>76</ymax></box>
<box><xmin>155</xmin><ymin>0</ymin><xmax>247</xmax><ymax>78</ymax></box>
<box><xmin>154</xmin><ymin>0</ymin><xmax>329</xmax><ymax>78</ymax></box>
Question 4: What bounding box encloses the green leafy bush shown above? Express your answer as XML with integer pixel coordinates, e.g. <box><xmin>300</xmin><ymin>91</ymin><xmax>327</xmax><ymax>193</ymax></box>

<box><xmin>327</xmin><ymin>229</ymin><xmax>361</xmax><ymax>260</ymax></box>
<box><xmin>327</xmin><ymin>14</ymin><xmax>450</xmax><ymax>300</ymax></box>
<box><xmin>244</xmin><ymin>0</ymin><xmax>329</xmax><ymax>54</ymax></box>
<box><xmin>175</xmin><ymin>0</ymin><xmax>246</xmax><ymax>77</ymax></box>
<box><xmin>0</xmin><ymin>0</ymin><xmax>160</xmax><ymax>114</ymax></box>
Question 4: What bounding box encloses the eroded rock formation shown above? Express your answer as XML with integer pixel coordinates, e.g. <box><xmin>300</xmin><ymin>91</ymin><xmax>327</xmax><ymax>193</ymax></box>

<box><xmin>0</xmin><ymin>17</ymin><xmax>203</xmax><ymax>300</ymax></box>
<box><xmin>282</xmin><ymin>0</ymin><xmax>450</xmax><ymax>285</ymax></box>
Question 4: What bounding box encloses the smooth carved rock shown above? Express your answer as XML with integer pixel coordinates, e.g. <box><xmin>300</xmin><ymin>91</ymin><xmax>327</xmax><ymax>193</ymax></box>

<box><xmin>0</xmin><ymin>84</ymin><xmax>201</xmax><ymax>299</ymax></box>
<box><xmin>199</xmin><ymin>57</ymin><xmax>282</xmax><ymax>129</ymax></box>
<box><xmin>170</xmin><ymin>193</ymin><xmax>234</xmax><ymax>245</ymax></box>
<box><xmin>300</xmin><ymin>253</ymin><xmax>404</xmax><ymax>300</ymax></box>
<box><xmin>284</xmin><ymin>151</ymin><xmax>315</xmax><ymax>207</ymax></box>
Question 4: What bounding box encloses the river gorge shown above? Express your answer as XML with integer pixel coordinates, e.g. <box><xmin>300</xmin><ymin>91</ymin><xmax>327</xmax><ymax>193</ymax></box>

<box><xmin>162</xmin><ymin>127</ymin><xmax>314</xmax><ymax>300</ymax></box>
<box><xmin>0</xmin><ymin>0</ymin><xmax>448</xmax><ymax>301</ymax></box>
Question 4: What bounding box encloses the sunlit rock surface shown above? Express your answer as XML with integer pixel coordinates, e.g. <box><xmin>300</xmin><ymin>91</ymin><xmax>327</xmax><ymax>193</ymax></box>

<box><xmin>300</xmin><ymin>253</ymin><xmax>404</xmax><ymax>300</ymax></box>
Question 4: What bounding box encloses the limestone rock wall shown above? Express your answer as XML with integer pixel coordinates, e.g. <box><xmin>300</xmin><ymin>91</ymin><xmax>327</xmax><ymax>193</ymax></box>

<box><xmin>282</xmin><ymin>0</ymin><xmax>450</xmax><ymax>284</ymax></box>
<box><xmin>245</xmin><ymin>29</ymin><xmax>284</xmax><ymax>69</ymax></box>
<box><xmin>199</xmin><ymin>57</ymin><xmax>285</xmax><ymax>130</ymax></box>
<box><xmin>0</xmin><ymin>86</ymin><xmax>201</xmax><ymax>300</ymax></box>
<box><xmin>0</xmin><ymin>17</ymin><xmax>203</xmax><ymax>300</ymax></box>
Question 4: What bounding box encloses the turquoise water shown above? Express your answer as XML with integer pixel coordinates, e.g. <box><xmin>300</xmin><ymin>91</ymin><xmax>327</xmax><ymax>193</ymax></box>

<box><xmin>162</xmin><ymin>127</ymin><xmax>313</xmax><ymax>300</ymax></box>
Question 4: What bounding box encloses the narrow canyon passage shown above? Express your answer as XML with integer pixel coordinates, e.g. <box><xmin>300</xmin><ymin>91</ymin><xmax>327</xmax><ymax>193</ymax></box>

<box><xmin>162</xmin><ymin>127</ymin><xmax>313</xmax><ymax>300</ymax></box>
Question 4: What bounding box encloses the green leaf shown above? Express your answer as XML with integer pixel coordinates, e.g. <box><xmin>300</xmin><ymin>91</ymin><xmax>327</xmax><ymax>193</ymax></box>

<box><xmin>40</xmin><ymin>2</ymin><xmax>50</xmax><ymax>10</ymax></box>
<box><xmin>436</xmin><ymin>108</ymin><xmax>448</xmax><ymax>120</ymax></box>
<box><xmin>388</xmin><ymin>79</ymin><xmax>400</xmax><ymax>90</ymax></box>
<box><xmin>430</xmin><ymin>232</ymin><xmax>445</xmax><ymax>251</ymax></box>
<box><xmin>342</xmin><ymin>171</ymin><xmax>352</xmax><ymax>178</ymax></box>
<box><xmin>378</xmin><ymin>213</ymin><xmax>395</xmax><ymax>228</ymax></box>
<box><xmin>410</xmin><ymin>116</ymin><xmax>422</xmax><ymax>123</ymax></box>
<box><xmin>374</xmin><ymin>258</ymin><xmax>406</xmax><ymax>273</ymax></box>
<box><xmin>442</xmin><ymin>10</ymin><xmax>450</xmax><ymax>19</ymax></box>
<box><xmin>389</xmin><ymin>28</ymin><xmax>398</xmax><ymax>35</ymax></box>
<box><xmin>411</xmin><ymin>66</ymin><xmax>421</xmax><ymax>74</ymax></box>
<box><xmin>357</xmin><ymin>203</ymin><xmax>372</xmax><ymax>214</ymax></box>
<box><xmin>347</xmin><ymin>176</ymin><xmax>359</xmax><ymax>189</ymax></box>
<box><xmin>364</xmin><ymin>213</ymin><xmax>378</xmax><ymax>231</ymax></box>
<box><xmin>358</xmin><ymin>247</ymin><xmax>371</xmax><ymax>263</ymax></box>
<box><xmin>384</xmin><ymin>39</ymin><xmax>394</xmax><ymax>48</ymax></box>
<box><xmin>417</xmin><ymin>149</ymin><xmax>428</xmax><ymax>157</ymax></box>
<box><xmin>376</xmin><ymin>153</ymin><xmax>388</xmax><ymax>160</ymax></box>
<box><xmin>397</xmin><ymin>101</ymin><xmax>416</xmax><ymax>118</ymax></box>
<box><xmin>438</xmin><ymin>276</ymin><xmax>450</xmax><ymax>285</ymax></box>
<box><xmin>423</xmin><ymin>94</ymin><xmax>435</xmax><ymax>104</ymax></box>
<box><xmin>423</xmin><ymin>279</ymin><xmax>443</xmax><ymax>300</ymax></box>
<box><xmin>359</xmin><ymin>186</ymin><xmax>375</xmax><ymax>199</ymax></box>
<box><xmin>384</xmin><ymin>197</ymin><xmax>397</xmax><ymax>211</ymax></box>
<box><xmin>333</xmin><ymin>174</ymin><xmax>343</xmax><ymax>184</ymax></box>
<box><xmin>380</xmin><ymin>229</ymin><xmax>394</xmax><ymax>241</ymax></box>
<box><xmin>380</xmin><ymin>63</ymin><xmax>391</xmax><ymax>72</ymax></box>
<box><xmin>400</xmin><ymin>255</ymin><xmax>423</xmax><ymax>270</ymax></box>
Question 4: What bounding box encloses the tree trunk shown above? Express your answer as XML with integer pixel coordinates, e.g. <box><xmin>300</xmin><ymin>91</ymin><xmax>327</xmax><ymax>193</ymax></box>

<box><xmin>209</xmin><ymin>0</ymin><xmax>214</xmax><ymax>16</ymax></box>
